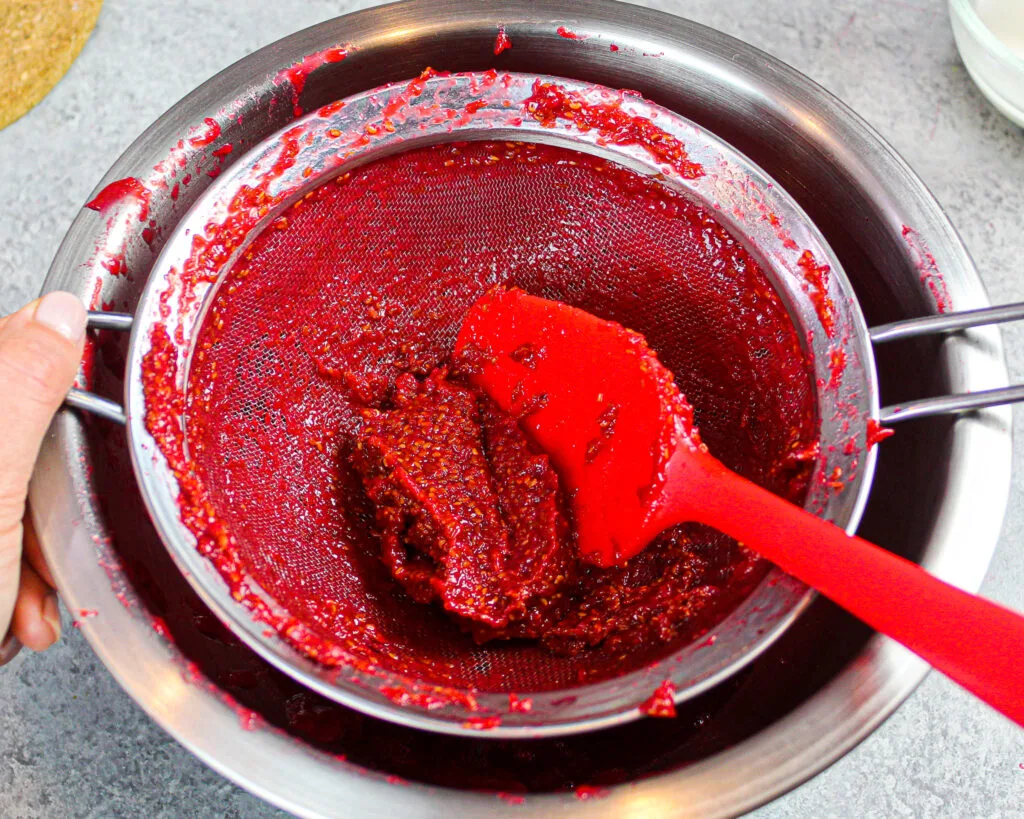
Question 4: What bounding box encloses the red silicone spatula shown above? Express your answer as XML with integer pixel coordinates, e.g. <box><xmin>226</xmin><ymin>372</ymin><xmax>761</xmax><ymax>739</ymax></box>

<box><xmin>456</xmin><ymin>286</ymin><xmax>1024</xmax><ymax>726</ymax></box>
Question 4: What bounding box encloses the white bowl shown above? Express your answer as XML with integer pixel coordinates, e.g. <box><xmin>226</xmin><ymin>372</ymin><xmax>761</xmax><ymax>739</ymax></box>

<box><xmin>950</xmin><ymin>0</ymin><xmax>1024</xmax><ymax>127</ymax></box>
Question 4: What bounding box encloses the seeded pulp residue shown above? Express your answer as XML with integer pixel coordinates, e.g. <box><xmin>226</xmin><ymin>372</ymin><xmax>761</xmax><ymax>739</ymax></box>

<box><xmin>160</xmin><ymin>138</ymin><xmax>820</xmax><ymax>693</ymax></box>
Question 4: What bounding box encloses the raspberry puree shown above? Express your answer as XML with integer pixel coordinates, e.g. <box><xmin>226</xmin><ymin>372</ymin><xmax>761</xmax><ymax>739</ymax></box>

<box><xmin>353</xmin><ymin>370</ymin><xmax>574</xmax><ymax>643</ymax></box>
<box><xmin>159</xmin><ymin>138</ymin><xmax>816</xmax><ymax>693</ymax></box>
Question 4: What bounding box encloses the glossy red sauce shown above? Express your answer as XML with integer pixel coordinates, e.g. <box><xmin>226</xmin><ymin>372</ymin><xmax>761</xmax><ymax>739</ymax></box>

<box><xmin>85</xmin><ymin>177</ymin><xmax>151</xmax><ymax>222</ymax></box>
<box><xmin>866</xmin><ymin>418</ymin><xmax>895</xmax><ymax>449</ymax></box>
<box><xmin>187</xmin><ymin>117</ymin><xmax>221</xmax><ymax>148</ymax></box>
<box><xmin>144</xmin><ymin>138</ymin><xmax>816</xmax><ymax>696</ymax></box>
<box><xmin>797</xmin><ymin>249</ymin><xmax>836</xmax><ymax>338</ymax></box>
<box><xmin>556</xmin><ymin>26</ymin><xmax>587</xmax><ymax>40</ymax></box>
<box><xmin>640</xmin><ymin>680</ymin><xmax>678</xmax><ymax>718</ymax></box>
<box><xmin>901</xmin><ymin>225</ymin><xmax>952</xmax><ymax>313</ymax></box>
<box><xmin>275</xmin><ymin>46</ymin><xmax>350</xmax><ymax>117</ymax></box>
<box><xmin>464</xmin><ymin>715</ymin><xmax>503</xmax><ymax>731</ymax></box>
<box><xmin>494</xmin><ymin>26</ymin><xmax>512</xmax><ymax>55</ymax></box>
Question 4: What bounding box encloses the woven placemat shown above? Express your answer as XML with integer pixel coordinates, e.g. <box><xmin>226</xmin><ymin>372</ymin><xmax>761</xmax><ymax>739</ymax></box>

<box><xmin>0</xmin><ymin>0</ymin><xmax>103</xmax><ymax>130</ymax></box>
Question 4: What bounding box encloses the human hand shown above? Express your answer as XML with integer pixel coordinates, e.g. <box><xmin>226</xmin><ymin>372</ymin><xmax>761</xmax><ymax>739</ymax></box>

<box><xmin>0</xmin><ymin>292</ymin><xmax>87</xmax><ymax>665</ymax></box>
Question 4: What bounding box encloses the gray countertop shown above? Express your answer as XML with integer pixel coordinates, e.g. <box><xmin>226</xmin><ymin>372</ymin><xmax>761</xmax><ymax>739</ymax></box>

<box><xmin>0</xmin><ymin>0</ymin><xmax>1021</xmax><ymax>816</ymax></box>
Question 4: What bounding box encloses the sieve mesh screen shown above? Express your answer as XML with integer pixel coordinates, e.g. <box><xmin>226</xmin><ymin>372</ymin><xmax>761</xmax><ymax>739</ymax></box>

<box><xmin>183</xmin><ymin>140</ymin><xmax>817</xmax><ymax>693</ymax></box>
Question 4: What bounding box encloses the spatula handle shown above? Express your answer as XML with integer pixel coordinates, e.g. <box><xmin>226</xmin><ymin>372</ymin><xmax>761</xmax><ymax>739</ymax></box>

<box><xmin>675</xmin><ymin>454</ymin><xmax>1024</xmax><ymax>726</ymax></box>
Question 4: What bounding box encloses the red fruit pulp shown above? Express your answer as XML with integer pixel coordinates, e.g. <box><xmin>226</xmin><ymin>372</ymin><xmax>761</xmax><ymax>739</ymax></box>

<box><xmin>171</xmin><ymin>139</ymin><xmax>816</xmax><ymax>691</ymax></box>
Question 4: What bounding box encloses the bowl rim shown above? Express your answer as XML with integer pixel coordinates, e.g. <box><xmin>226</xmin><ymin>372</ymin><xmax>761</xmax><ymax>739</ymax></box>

<box><xmin>949</xmin><ymin>0</ymin><xmax>1024</xmax><ymax>71</ymax></box>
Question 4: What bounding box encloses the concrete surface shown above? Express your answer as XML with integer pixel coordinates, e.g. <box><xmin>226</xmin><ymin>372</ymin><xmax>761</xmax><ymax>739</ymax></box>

<box><xmin>0</xmin><ymin>0</ymin><xmax>1021</xmax><ymax>816</ymax></box>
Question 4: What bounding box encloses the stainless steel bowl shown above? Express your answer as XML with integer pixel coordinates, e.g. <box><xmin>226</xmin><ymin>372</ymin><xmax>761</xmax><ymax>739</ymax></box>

<box><xmin>30</xmin><ymin>1</ymin><xmax>1011</xmax><ymax>816</ymax></box>
<box><xmin>103</xmin><ymin>69</ymin><xmax>875</xmax><ymax>737</ymax></box>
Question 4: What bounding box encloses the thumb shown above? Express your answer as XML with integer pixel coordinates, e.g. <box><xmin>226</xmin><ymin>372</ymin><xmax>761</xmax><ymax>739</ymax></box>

<box><xmin>0</xmin><ymin>292</ymin><xmax>87</xmax><ymax>638</ymax></box>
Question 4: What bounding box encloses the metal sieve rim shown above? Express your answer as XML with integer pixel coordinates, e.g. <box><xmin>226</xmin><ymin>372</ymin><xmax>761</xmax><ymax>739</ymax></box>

<box><xmin>120</xmin><ymin>70</ymin><xmax>878</xmax><ymax>738</ymax></box>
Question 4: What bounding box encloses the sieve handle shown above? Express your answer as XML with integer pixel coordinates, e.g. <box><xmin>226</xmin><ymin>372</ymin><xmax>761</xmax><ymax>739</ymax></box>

<box><xmin>62</xmin><ymin>312</ymin><xmax>133</xmax><ymax>426</ymax></box>
<box><xmin>881</xmin><ymin>386</ymin><xmax>1024</xmax><ymax>424</ymax></box>
<box><xmin>873</xmin><ymin>301</ymin><xmax>1024</xmax><ymax>423</ymax></box>
<box><xmin>869</xmin><ymin>301</ymin><xmax>1024</xmax><ymax>344</ymax></box>
<box><xmin>83</xmin><ymin>310</ymin><xmax>134</xmax><ymax>333</ymax></box>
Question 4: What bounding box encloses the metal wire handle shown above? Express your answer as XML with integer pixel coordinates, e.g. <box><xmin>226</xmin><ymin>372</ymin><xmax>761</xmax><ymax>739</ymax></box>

<box><xmin>64</xmin><ymin>312</ymin><xmax>133</xmax><ymax>425</ymax></box>
<box><xmin>65</xmin><ymin>302</ymin><xmax>1024</xmax><ymax>426</ymax></box>
<box><xmin>871</xmin><ymin>302</ymin><xmax>1024</xmax><ymax>423</ymax></box>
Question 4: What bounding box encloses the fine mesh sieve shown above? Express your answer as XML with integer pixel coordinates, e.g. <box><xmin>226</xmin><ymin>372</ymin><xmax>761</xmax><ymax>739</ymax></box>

<box><xmin>69</xmin><ymin>70</ymin><xmax>881</xmax><ymax>737</ymax></box>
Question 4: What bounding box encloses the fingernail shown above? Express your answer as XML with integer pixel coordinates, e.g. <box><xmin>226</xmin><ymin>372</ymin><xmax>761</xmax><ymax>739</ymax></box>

<box><xmin>0</xmin><ymin>633</ymin><xmax>21</xmax><ymax>666</ymax></box>
<box><xmin>34</xmin><ymin>291</ymin><xmax>87</xmax><ymax>344</ymax></box>
<box><xmin>42</xmin><ymin>593</ymin><xmax>61</xmax><ymax>644</ymax></box>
